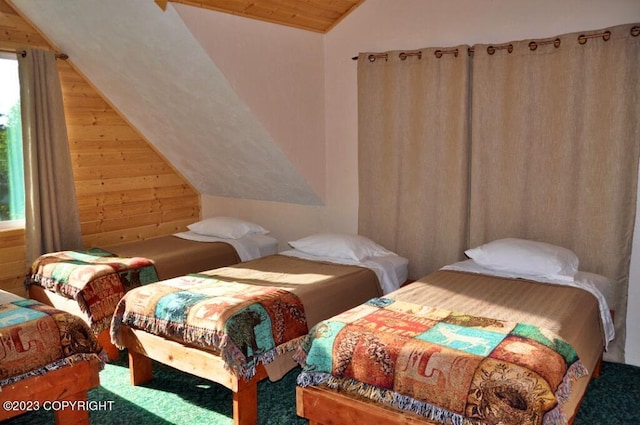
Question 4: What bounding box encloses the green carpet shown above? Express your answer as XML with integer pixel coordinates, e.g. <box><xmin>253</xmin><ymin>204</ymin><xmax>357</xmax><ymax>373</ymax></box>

<box><xmin>5</xmin><ymin>353</ymin><xmax>639</xmax><ymax>424</ymax></box>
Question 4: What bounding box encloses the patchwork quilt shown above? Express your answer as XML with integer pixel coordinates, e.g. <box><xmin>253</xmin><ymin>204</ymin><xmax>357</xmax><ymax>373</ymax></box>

<box><xmin>26</xmin><ymin>249</ymin><xmax>159</xmax><ymax>334</ymax></box>
<box><xmin>296</xmin><ymin>298</ymin><xmax>587</xmax><ymax>425</ymax></box>
<box><xmin>110</xmin><ymin>274</ymin><xmax>308</xmax><ymax>379</ymax></box>
<box><xmin>0</xmin><ymin>297</ymin><xmax>103</xmax><ymax>389</ymax></box>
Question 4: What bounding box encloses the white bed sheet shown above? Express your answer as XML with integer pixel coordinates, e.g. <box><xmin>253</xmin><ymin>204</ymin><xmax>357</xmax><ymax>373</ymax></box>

<box><xmin>173</xmin><ymin>232</ymin><xmax>278</xmax><ymax>261</ymax></box>
<box><xmin>442</xmin><ymin>259</ymin><xmax>615</xmax><ymax>348</ymax></box>
<box><xmin>279</xmin><ymin>249</ymin><xmax>408</xmax><ymax>295</ymax></box>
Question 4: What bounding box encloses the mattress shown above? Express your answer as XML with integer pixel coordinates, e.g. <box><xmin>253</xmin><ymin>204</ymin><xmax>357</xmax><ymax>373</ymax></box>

<box><xmin>296</xmin><ymin>255</ymin><xmax>611</xmax><ymax>425</ymax></box>
<box><xmin>198</xmin><ymin>254</ymin><xmax>387</xmax><ymax>327</ymax></box>
<box><xmin>107</xmin><ymin>233</ymin><xmax>278</xmax><ymax>280</ymax></box>
<box><xmin>26</xmin><ymin>234</ymin><xmax>278</xmax><ymax>354</ymax></box>
<box><xmin>442</xmin><ymin>259</ymin><xmax>615</xmax><ymax>346</ymax></box>
<box><xmin>386</xmin><ymin>269</ymin><xmax>606</xmax><ymax>421</ymax></box>
<box><xmin>279</xmin><ymin>249</ymin><xmax>409</xmax><ymax>294</ymax></box>
<box><xmin>112</xmin><ymin>254</ymin><xmax>388</xmax><ymax>380</ymax></box>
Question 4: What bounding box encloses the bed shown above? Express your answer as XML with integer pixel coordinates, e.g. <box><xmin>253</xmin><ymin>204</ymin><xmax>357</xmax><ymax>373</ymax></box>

<box><xmin>295</xmin><ymin>238</ymin><xmax>615</xmax><ymax>425</ymax></box>
<box><xmin>0</xmin><ymin>290</ymin><xmax>103</xmax><ymax>425</ymax></box>
<box><xmin>109</xmin><ymin>233</ymin><xmax>409</xmax><ymax>425</ymax></box>
<box><xmin>26</xmin><ymin>217</ymin><xmax>278</xmax><ymax>359</ymax></box>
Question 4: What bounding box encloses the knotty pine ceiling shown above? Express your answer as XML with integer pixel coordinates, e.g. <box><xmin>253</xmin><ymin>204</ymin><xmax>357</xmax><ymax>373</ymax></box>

<box><xmin>155</xmin><ymin>0</ymin><xmax>365</xmax><ymax>33</ymax></box>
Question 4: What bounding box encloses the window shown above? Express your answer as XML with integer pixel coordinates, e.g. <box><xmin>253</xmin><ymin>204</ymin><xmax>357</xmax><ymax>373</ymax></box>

<box><xmin>0</xmin><ymin>53</ymin><xmax>24</xmax><ymax>228</ymax></box>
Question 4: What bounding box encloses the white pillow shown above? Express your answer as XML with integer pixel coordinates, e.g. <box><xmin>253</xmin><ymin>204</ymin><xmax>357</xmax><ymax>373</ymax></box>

<box><xmin>288</xmin><ymin>233</ymin><xmax>394</xmax><ymax>262</ymax></box>
<box><xmin>464</xmin><ymin>238</ymin><xmax>579</xmax><ymax>282</ymax></box>
<box><xmin>187</xmin><ymin>217</ymin><xmax>269</xmax><ymax>239</ymax></box>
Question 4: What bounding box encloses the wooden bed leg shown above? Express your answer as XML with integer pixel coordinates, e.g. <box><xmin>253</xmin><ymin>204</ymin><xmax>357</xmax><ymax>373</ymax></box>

<box><xmin>53</xmin><ymin>391</ymin><xmax>90</xmax><ymax>425</ymax></box>
<box><xmin>97</xmin><ymin>329</ymin><xmax>120</xmax><ymax>361</ymax></box>
<box><xmin>233</xmin><ymin>377</ymin><xmax>258</xmax><ymax>425</ymax></box>
<box><xmin>232</xmin><ymin>365</ymin><xmax>267</xmax><ymax>425</ymax></box>
<box><xmin>129</xmin><ymin>350</ymin><xmax>153</xmax><ymax>385</ymax></box>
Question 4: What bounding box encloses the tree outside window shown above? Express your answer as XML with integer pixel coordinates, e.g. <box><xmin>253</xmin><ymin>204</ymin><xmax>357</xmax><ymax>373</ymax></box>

<box><xmin>0</xmin><ymin>56</ymin><xmax>24</xmax><ymax>224</ymax></box>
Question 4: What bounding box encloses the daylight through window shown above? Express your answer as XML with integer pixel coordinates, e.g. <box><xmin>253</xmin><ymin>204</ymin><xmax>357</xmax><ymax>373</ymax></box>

<box><xmin>0</xmin><ymin>54</ymin><xmax>24</xmax><ymax>227</ymax></box>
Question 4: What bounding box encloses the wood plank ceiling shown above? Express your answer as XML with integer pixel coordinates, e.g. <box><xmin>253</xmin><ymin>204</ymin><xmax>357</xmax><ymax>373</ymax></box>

<box><xmin>155</xmin><ymin>0</ymin><xmax>364</xmax><ymax>33</ymax></box>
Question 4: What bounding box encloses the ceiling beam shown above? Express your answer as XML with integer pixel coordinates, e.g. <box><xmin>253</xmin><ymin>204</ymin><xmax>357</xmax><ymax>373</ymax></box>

<box><xmin>155</xmin><ymin>0</ymin><xmax>168</xmax><ymax>11</ymax></box>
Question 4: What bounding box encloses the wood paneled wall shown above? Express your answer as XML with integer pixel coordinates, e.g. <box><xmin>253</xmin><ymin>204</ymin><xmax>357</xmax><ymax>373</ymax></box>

<box><xmin>0</xmin><ymin>0</ymin><xmax>200</xmax><ymax>296</ymax></box>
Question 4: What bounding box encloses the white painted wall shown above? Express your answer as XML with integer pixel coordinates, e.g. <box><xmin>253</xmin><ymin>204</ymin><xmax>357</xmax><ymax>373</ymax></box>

<box><xmin>200</xmin><ymin>0</ymin><xmax>640</xmax><ymax>364</ymax></box>
<box><xmin>175</xmin><ymin>5</ymin><xmax>327</xmax><ymax>202</ymax></box>
<box><xmin>12</xmin><ymin>0</ymin><xmax>322</xmax><ymax>205</ymax></box>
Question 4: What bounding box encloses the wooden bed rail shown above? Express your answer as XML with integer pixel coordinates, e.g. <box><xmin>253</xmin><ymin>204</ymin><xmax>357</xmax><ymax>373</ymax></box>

<box><xmin>296</xmin><ymin>385</ymin><xmax>438</xmax><ymax>425</ymax></box>
<box><xmin>296</xmin><ymin>351</ymin><xmax>605</xmax><ymax>425</ymax></box>
<box><xmin>0</xmin><ymin>357</ymin><xmax>101</xmax><ymax>425</ymax></box>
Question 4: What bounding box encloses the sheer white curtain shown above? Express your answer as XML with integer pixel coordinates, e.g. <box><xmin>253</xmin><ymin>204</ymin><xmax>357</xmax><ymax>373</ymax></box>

<box><xmin>469</xmin><ymin>23</ymin><xmax>640</xmax><ymax>363</ymax></box>
<box><xmin>18</xmin><ymin>48</ymin><xmax>82</xmax><ymax>264</ymax></box>
<box><xmin>358</xmin><ymin>47</ymin><xmax>471</xmax><ymax>280</ymax></box>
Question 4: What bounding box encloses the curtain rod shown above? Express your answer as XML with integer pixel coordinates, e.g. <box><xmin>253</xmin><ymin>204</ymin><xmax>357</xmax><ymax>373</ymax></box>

<box><xmin>0</xmin><ymin>47</ymin><xmax>68</xmax><ymax>60</ymax></box>
<box><xmin>20</xmin><ymin>49</ymin><xmax>69</xmax><ymax>60</ymax></box>
<box><xmin>352</xmin><ymin>27</ymin><xmax>639</xmax><ymax>61</ymax></box>
<box><xmin>352</xmin><ymin>48</ymin><xmax>467</xmax><ymax>61</ymax></box>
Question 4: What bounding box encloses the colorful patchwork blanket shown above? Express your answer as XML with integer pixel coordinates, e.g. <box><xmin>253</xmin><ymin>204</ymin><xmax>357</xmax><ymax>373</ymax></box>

<box><xmin>0</xmin><ymin>297</ymin><xmax>104</xmax><ymax>389</ymax></box>
<box><xmin>110</xmin><ymin>274</ymin><xmax>308</xmax><ymax>380</ymax></box>
<box><xmin>25</xmin><ymin>249</ymin><xmax>159</xmax><ymax>333</ymax></box>
<box><xmin>296</xmin><ymin>298</ymin><xmax>587</xmax><ymax>425</ymax></box>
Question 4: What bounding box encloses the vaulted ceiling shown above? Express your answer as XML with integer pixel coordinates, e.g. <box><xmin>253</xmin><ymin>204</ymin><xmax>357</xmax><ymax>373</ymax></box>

<box><xmin>10</xmin><ymin>0</ymin><xmax>350</xmax><ymax>205</ymax></box>
<box><xmin>156</xmin><ymin>0</ymin><xmax>364</xmax><ymax>33</ymax></box>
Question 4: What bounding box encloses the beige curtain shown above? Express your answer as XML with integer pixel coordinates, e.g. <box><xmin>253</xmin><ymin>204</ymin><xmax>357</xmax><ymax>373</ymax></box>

<box><xmin>18</xmin><ymin>48</ymin><xmax>82</xmax><ymax>264</ymax></box>
<box><xmin>469</xmin><ymin>24</ymin><xmax>640</xmax><ymax>363</ymax></box>
<box><xmin>358</xmin><ymin>47</ymin><xmax>471</xmax><ymax>281</ymax></box>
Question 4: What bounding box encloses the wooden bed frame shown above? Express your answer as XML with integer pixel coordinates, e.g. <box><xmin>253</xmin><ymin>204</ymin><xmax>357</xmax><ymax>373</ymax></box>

<box><xmin>110</xmin><ymin>253</ymin><xmax>402</xmax><ymax>424</ymax></box>
<box><xmin>0</xmin><ymin>356</ymin><xmax>101</xmax><ymax>425</ymax></box>
<box><xmin>119</xmin><ymin>325</ymin><xmax>268</xmax><ymax>425</ymax></box>
<box><xmin>295</xmin><ymin>356</ymin><xmax>604</xmax><ymax>425</ymax></box>
<box><xmin>294</xmin><ymin>269</ymin><xmax>613</xmax><ymax>425</ymax></box>
<box><xmin>25</xmin><ymin>235</ymin><xmax>263</xmax><ymax>362</ymax></box>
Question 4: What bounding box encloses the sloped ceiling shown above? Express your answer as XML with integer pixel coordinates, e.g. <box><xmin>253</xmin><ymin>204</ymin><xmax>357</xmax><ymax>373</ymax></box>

<box><xmin>10</xmin><ymin>0</ymin><xmax>323</xmax><ymax>205</ymax></box>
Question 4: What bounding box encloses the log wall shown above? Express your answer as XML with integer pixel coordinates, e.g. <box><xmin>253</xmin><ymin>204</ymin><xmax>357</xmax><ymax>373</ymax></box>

<box><xmin>0</xmin><ymin>0</ymin><xmax>200</xmax><ymax>296</ymax></box>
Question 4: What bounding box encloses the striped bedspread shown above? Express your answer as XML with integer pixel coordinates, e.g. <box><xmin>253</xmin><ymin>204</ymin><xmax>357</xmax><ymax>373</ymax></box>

<box><xmin>111</xmin><ymin>274</ymin><xmax>308</xmax><ymax>379</ymax></box>
<box><xmin>296</xmin><ymin>297</ymin><xmax>587</xmax><ymax>425</ymax></box>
